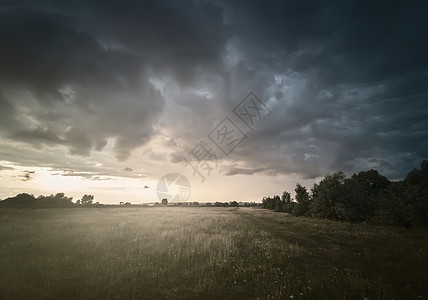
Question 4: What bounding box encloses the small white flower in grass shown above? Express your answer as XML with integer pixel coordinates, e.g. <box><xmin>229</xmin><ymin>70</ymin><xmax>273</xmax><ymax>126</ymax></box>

<box><xmin>289</xmin><ymin>295</ymin><xmax>294</xmax><ymax>299</ymax></box>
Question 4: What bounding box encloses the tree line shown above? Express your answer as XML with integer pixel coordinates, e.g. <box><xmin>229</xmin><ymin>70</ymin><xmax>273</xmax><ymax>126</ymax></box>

<box><xmin>0</xmin><ymin>193</ymin><xmax>95</xmax><ymax>208</ymax></box>
<box><xmin>262</xmin><ymin>161</ymin><xmax>428</xmax><ymax>228</ymax></box>
<box><xmin>0</xmin><ymin>193</ymin><xmax>257</xmax><ymax>208</ymax></box>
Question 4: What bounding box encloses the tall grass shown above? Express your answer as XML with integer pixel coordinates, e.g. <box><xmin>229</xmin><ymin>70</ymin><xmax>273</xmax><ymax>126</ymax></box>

<box><xmin>0</xmin><ymin>207</ymin><xmax>426</xmax><ymax>299</ymax></box>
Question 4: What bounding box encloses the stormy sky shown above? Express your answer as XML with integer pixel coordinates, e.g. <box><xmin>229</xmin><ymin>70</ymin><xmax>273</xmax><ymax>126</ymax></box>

<box><xmin>0</xmin><ymin>0</ymin><xmax>427</xmax><ymax>203</ymax></box>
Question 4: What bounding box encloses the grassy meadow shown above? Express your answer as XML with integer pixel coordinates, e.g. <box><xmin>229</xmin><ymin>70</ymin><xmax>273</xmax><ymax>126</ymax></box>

<box><xmin>0</xmin><ymin>207</ymin><xmax>427</xmax><ymax>299</ymax></box>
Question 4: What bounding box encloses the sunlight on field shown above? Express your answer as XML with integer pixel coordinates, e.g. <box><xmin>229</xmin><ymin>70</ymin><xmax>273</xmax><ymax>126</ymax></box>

<box><xmin>0</xmin><ymin>208</ymin><xmax>427</xmax><ymax>299</ymax></box>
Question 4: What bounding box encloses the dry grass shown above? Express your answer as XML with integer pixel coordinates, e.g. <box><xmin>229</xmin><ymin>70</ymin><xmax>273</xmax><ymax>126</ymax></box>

<box><xmin>0</xmin><ymin>207</ymin><xmax>427</xmax><ymax>299</ymax></box>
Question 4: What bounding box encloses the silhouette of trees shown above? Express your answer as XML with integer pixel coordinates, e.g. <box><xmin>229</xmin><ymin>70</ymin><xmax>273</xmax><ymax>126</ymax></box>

<box><xmin>0</xmin><ymin>193</ymin><xmax>37</xmax><ymax>208</ymax></box>
<box><xmin>229</xmin><ymin>201</ymin><xmax>239</xmax><ymax>207</ymax></box>
<box><xmin>261</xmin><ymin>193</ymin><xmax>293</xmax><ymax>212</ymax></box>
<box><xmin>292</xmin><ymin>184</ymin><xmax>310</xmax><ymax>216</ymax></box>
<box><xmin>80</xmin><ymin>194</ymin><xmax>94</xmax><ymax>205</ymax></box>
<box><xmin>281</xmin><ymin>191</ymin><xmax>293</xmax><ymax>213</ymax></box>
<box><xmin>262</xmin><ymin>161</ymin><xmax>428</xmax><ymax>228</ymax></box>
<box><xmin>214</xmin><ymin>202</ymin><xmax>229</xmax><ymax>207</ymax></box>
<box><xmin>37</xmin><ymin>193</ymin><xmax>74</xmax><ymax>208</ymax></box>
<box><xmin>373</xmin><ymin>161</ymin><xmax>428</xmax><ymax>228</ymax></box>
<box><xmin>262</xmin><ymin>196</ymin><xmax>276</xmax><ymax>210</ymax></box>
<box><xmin>309</xmin><ymin>172</ymin><xmax>347</xmax><ymax>220</ymax></box>
<box><xmin>0</xmin><ymin>193</ymin><xmax>73</xmax><ymax>208</ymax></box>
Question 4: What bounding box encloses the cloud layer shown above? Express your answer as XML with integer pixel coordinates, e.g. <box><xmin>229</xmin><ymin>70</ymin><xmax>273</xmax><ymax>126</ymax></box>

<box><xmin>0</xmin><ymin>0</ymin><xmax>427</xmax><ymax>183</ymax></box>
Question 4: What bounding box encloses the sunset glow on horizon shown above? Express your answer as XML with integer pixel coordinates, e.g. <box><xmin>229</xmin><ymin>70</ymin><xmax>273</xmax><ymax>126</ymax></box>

<box><xmin>0</xmin><ymin>0</ymin><xmax>426</xmax><ymax>204</ymax></box>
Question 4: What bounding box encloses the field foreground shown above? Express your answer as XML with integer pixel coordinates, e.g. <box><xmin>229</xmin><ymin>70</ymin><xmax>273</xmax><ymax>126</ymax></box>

<box><xmin>0</xmin><ymin>207</ymin><xmax>427</xmax><ymax>299</ymax></box>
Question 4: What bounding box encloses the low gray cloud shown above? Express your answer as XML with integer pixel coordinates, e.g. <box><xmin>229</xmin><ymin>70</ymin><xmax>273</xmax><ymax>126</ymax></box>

<box><xmin>0</xmin><ymin>165</ymin><xmax>14</xmax><ymax>171</ymax></box>
<box><xmin>21</xmin><ymin>170</ymin><xmax>35</xmax><ymax>182</ymax></box>
<box><xmin>222</xmin><ymin>167</ymin><xmax>271</xmax><ymax>176</ymax></box>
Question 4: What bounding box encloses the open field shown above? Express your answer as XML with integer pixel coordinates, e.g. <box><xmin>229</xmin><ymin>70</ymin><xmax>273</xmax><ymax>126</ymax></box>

<box><xmin>0</xmin><ymin>207</ymin><xmax>427</xmax><ymax>299</ymax></box>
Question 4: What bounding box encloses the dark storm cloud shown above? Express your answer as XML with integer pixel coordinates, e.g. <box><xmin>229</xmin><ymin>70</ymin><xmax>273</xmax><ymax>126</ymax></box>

<box><xmin>0</xmin><ymin>0</ymin><xmax>227</xmax><ymax>161</ymax></box>
<box><xmin>221</xmin><ymin>0</ymin><xmax>428</xmax><ymax>85</ymax></box>
<box><xmin>0</xmin><ymin>0</ymin><xmax>426</xmax><ymax>180</ymax></box>
<box><xmin>10</xmin><ymin>128</ymin><xmax>65</xmax><ymax>146</ymax></box>
<box><xmin>202</xmin><ymin>0</ymin><xmax>428</xmax><ymax>179</ymax></box>
<box><xmin>0</xmin><ymin>6</ymin><xmax>158</xmax><ymax>159</ymax></box>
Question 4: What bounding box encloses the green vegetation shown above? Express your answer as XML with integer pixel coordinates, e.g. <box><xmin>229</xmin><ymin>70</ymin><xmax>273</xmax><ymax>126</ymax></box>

<box><xmin>262</xmin><ymin>160</ymin><xmax>428</xmax><ymax>228</ymax></box>
<box><xmin>0</xmin><ymin>207</ymin><xmax>426</xmax><ymax>299</ymax></box>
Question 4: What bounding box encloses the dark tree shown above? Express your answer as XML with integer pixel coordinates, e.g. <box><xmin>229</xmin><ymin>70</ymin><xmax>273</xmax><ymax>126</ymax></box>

<box><xmin>0</xmin><ymin>192</ymin><xmax>74</xmax><ymax>208</ymax></box>
<box><xmin>38</xmin><ymin>193</ymin><xmax>73</xmax><ymax>207</ymax></box>
<box><xmin>292</xmin><ymin>184</ymin><xmax>310</xmax><ymax>216</ymax></box>
<box><xmin>310</xmin><ymin>172</ymin><xmax>347</xmax><ymax>221</ymax></box>
<box><xmin>351</xmin><ymin>169</ymin><xmax>390</xmax><ymax>193</ymax></box>
<box><xmin>374</xmin><ymin>161</ymin><xmax>428</xmax><ymax>228</ymax></box>
<box><xmin>229</xmin><ymin>201</ymin><xmax>239</xmax><ymax>207</ymax></box>
<box><xmin>161</xmin><ymin>198</ymin><xmax>168</xmax><ymax>205</ymax></box>
<box><xmin>262</xmin><ymin>196</ymin><xmax>275</xmax><ymax>210</ymax></box>
<box><xmin>80</xmin><ymin>194</ymin><xmax>94</xmax><ymax>205</ymax></box>
<box><xmin>0</xmin><ymin>193</ymin><xmax>36</xmax><ymax>208</ymax></box>
<box><xmin>281</xmin><ymin>191</ymin><xmax>294</xmax><ymax>213</ymax></box>
<box><xmin>260</xmin><ymin>160</ymin><xmax>428</xmax><ymax>228</ymax></box>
